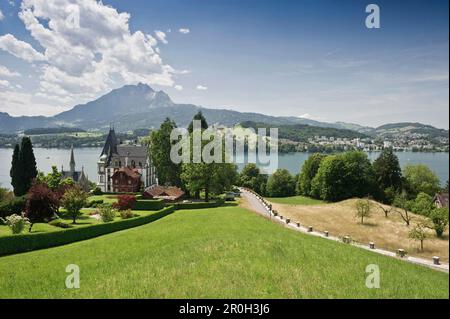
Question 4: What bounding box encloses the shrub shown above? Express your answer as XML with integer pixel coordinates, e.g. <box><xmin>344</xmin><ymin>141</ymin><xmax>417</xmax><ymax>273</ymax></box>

<box><xmin>25</xmin><ymin>182</ymin><xmax>59</xmax><ymax>231</ymax></box>
<box><xmin>174</xmin><ymin>199</ymin><xmax>225</xmax><ymax>210</ymax></box>
<box><xmin>0</xmin><ymin>196</ymin><xmax>27</xmax><ymax>218</ymax></box>
<box><xmin>428</xmin><ymin>208</ymin><xmax>449</xmax><ymax>238</ymax></box>
<box><xmin>87</xmin><ymin>199</ymin><xmax>104</xmax><ymax>208</ymax></box>
<box><xmin>120</xmin><ymin>209</ymin><xmax>136</xmax><ymax>219</ymax></box>
<box><xmin>92</xmin><ymin>187</ymin><xmax>103</xmax><ymax>195</ymax></box>
<box><xmin>48</xmin><ymin>219</ymin><xmax>73</xmax><ymax>229</ymax></box>
<box><xmin>134</xmin><ymin>199</ymin><xmax>165</xmax><ymax>211</ymax></box>
<box><xmin>99</xmin><ymin>205</ymin><xmax>116</xmax><ymax>223</ymax></box>
<box><xmin>0</xmin><ymin>206</ymin><xmax>175</xmax><ymax>256</ymax></box>
<box><xmin>114</xmin><ymin>195</ymin><xmax>137</xmax><ymax>211</ymax></box>
<box><xmin>0</xmin><ymin>214</ymin><xmax>30</xmax><ymax>234</ymax></box>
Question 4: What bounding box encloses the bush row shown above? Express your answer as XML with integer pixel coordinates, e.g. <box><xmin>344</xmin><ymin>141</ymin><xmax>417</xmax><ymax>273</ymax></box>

<box><xmin>0</xmin><ymin>206</ymin><xmax>175</xmax><ymax>256</ymax></box>
<box><xmin>174</xmin><ymin>198</ymin><xmax>225</xmax><ymax>210</ymax></box>
<box><xmin>134</xmin><ymin>199</ymin><xmax>165</xmax><ymax>211</ymax></box>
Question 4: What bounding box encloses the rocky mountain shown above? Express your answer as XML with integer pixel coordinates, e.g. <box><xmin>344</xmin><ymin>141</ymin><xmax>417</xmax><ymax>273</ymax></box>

<box><xmin>0</xmin><ymin>84</ymin><xmax>447</xmax><ymax>139</ymax></box>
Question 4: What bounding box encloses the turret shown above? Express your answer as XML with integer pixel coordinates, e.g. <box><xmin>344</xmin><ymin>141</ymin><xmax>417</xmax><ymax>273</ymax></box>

<box><xmin>69</xmin><ymin>145</ymin><xmax>75</xmax><ymax>173</ymax></box>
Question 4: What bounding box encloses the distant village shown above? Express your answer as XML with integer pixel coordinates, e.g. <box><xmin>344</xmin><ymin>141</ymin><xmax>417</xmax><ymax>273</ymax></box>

<box><xmin>280</xmin><ymin>133</ymin><xmax>449</xmax><ymax>153</ymax></box>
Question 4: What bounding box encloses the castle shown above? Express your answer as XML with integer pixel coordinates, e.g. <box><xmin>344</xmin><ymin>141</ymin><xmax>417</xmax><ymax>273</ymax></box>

<box><xmin>97</xmin><ymin>127</ymin><xmax>157</xmax><ymax>193</ymax></box>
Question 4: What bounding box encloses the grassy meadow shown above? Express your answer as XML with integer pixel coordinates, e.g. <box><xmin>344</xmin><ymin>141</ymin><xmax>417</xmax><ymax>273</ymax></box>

<box><xmin>0</xmin><ymin>204</ymin><xmax>447</xmax><ymax>298</ymax></box>
<box><xmin>268</xmin><ymin>198</ymin><xmax>450</xmax><ymax>262</ymax></box>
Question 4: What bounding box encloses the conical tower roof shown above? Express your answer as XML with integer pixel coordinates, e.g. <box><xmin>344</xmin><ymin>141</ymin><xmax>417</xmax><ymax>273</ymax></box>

<box><xmin>101</xmin><ymin>126</ymin><xmax>118</xmax><ymax>158</ymax></box>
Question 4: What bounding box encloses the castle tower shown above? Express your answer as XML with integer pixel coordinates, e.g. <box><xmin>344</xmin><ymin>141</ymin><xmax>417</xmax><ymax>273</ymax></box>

<box><xmin>69</xmin><ymin>144</ymin><xmax>76</xmax><ymax>173</ymax></box>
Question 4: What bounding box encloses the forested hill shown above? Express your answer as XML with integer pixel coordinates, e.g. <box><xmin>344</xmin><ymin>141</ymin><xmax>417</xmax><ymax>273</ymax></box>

<box><xmin>24</xmin><ymin>127</ymin><xmax>86</xmax><ymax>135</ymax></box>
<box><xmin>372</xmin><ymin>123</ymin><xmax>449</xmax><ymax>138</ymax></box>
<box><xmin>239</xmin><ymin>121</ymin><xmax>369</xmax><ymax>142</ymax></box>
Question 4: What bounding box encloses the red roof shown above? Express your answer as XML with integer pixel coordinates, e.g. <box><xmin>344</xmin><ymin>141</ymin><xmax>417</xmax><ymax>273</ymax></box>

<box><xmin>143</xmin><ymin>185</ymin><xmax>185</xmax><ymax>200</ymax></box>
<box><xmin>112</xmin><ymin>167</ymin><xmax>141</xmax><ymax>180</ymax></box>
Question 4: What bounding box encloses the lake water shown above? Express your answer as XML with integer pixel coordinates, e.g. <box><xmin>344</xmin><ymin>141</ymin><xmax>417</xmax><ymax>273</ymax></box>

<box><xmin>0</xmin><ymin>148</ymin><xmax>448</xmax><ymax>189</ymax></box>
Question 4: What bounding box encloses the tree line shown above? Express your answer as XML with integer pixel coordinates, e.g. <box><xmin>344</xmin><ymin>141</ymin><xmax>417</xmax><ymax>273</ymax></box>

<box><xmin>145</xmin><ymin>111</ymin><xmax>237</xmax><ymax>202</ymax></box>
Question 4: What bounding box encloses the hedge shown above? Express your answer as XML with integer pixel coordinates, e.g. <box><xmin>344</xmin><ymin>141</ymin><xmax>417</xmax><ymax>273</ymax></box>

<box><xmin>0</xmin><ymin>206</ymin><xmax>175</xmax><ymax>257</ymax></box>
<box><xmin>174</xmin><ymin>199</ymin><xmax>225</xmax><ymax>210</ymax></box>
<box><xmin>134</xmin><ymin>199</ymin><xmax>165</xmax><ymax>211</ymax></box>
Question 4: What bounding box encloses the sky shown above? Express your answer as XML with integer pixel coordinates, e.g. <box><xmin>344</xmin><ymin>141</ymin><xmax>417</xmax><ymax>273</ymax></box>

<box><xmin>0</xmin><ymin>0</ymin><xmax>448</xmax><ymax>128</ymax></box>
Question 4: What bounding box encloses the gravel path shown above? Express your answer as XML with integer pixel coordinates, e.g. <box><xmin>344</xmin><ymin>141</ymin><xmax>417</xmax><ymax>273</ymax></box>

<box><xmin>239</xmin><ymin>188</ymin><xmax>449</xmax><ymax>273</ymax></box>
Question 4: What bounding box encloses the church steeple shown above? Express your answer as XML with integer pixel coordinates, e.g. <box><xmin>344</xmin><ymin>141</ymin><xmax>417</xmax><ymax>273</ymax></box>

<box><xmin>70</xmin><ymin>144</ymin><xmax>76</xmax><ymax>173</ymax></box>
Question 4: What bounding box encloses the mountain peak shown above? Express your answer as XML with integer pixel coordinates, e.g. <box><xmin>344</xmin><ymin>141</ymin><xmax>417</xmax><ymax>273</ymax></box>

<box><xmin>54</xmin><ymin>83</ymin><xmax>174</xmax><ymax>123</ymax></box>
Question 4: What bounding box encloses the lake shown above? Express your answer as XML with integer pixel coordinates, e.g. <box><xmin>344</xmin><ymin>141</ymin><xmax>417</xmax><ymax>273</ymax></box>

<box><xmin>0</xmin><ymin>148</ymin><xmax>448</xmax><ymax>189</ymax></box>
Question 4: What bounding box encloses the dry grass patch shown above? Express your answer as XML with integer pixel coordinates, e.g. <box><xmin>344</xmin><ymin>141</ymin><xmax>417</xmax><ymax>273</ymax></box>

<box><xmin>268</xmin><ymin>198</ymin><xmax>449</xmax><ymax>262</ymax></box>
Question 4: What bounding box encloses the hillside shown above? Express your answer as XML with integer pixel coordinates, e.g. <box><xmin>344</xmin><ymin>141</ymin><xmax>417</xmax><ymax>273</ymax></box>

<box><xmin>268</xmin><ymin>198</ymin><xmax>449</xmax><ymax>262</ymax></box>
<box><xmin>240</xmin><ymin>121</ymin><xmax>369</xmax><ymax>142</ymax></box>
<box><xmin>24</xmin><ymin>127</ymin><xmax>86</xmax><ymax>135</ymax></box>
<box><xmin>372</xmin><ymin>122</ymin><xmax>449</xmax><ymax>139</ymax></box>
<box><xmin>0</xmin><ymin>205</ymin><xmax>447</xmax><ymax>298</ymax></box>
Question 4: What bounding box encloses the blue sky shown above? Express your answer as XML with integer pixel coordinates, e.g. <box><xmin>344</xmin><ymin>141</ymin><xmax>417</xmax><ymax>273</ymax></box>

<box><xmin>0</xmin><ymin>0</ymin><xmax>448</xmax><ymax>128</ymax></box>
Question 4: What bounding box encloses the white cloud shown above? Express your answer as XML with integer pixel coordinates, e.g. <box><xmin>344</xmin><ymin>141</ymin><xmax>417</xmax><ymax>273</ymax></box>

<box><xmin>0</xmin><ymin>89</ymin><xmax>65</xmax><ymax>116</ymax></box>
<box><xmin>0</xmin><ymin>64</ymin><xmax>21</xmax><ymax>77</ymax></box>
<box><xmin>154</xmin><ymin>30</ymin><xmax>168</xmax><ymax>44</ymax></box>
<box><xmin>298</xmin><ymin>113</ymin><xmax>313</xmax><ymax>119</ymax></box>
<box><xmin>174</xmin><ymin>84</ymin><xmax>183</xmax><ymax>91</ymax></box>
<box><xmin>196</xmin><ymin>85</ymin><xmax>208</xmax><ymax>91</ymax></box>
<box><xmin>0</xmin><ymin>34</ymin><xmax>46</xmax><ymax>62</ymax></box>
<box><xmin>179</xmin><ymin>28</ymin><xmax>190</xmax><ymax>34</ymax></box>
<box><xmin>0</xmin><ymin>9</ymin><xmax>4</xmax><ymax>21</ymax></box>
<box><xmin>0</xmin><ymin>0</ymin><xmax>182</xmax><ymax>115</ymax></box>
<box><xmin>0</xmin><ymin>79</ymin><xmax>11</xmax><ymax>87</ymax></box>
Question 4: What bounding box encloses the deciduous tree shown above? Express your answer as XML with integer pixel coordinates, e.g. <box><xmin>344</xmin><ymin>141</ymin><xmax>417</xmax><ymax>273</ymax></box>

<box><xmin>403</xmin><ymin>164</ymin><xmax>441</xmax><ymax>198</ymax></box>
<box><xmin>266</xmin><ymin>169</ymin><xmax>296</xmax><ymax>197</ymax></box>
<box><xmin>148</xmin><ymin>118</ymin><xmax>182</xmax><ymax>187</ymax></box>
<box><xmin>25</xmin><ymin>181</ymin><xmax>59</xmax><ymax>232</ymax></box>
<box><xmin>355</xmin><ymin>198</ymin><xmax>372</xmax><ymax>224</ymax></box>
<box><xmin>408</xmin><ymin>223</ymin><xmax>427</xmax><ymax>251</ymax></box>
<box><xmin>61</xmin><ymin>187</ymin><xmax>88</xmax><ymax>224</ymax></box>
<box><xmin>297</xmin><ymin>153</ymin><xmax>326</xmax><ymax>196</ymax></box>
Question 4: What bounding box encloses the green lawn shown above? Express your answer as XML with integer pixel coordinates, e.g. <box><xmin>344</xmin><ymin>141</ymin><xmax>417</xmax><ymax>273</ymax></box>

<box><xmin>266</xmin><ymin>195</ymin><xmax>324</xmax><ymax>205</ymax></box>
<box><xmin>87</xmin><ymin>195</ymin><xmax>119</xmax><ymax>205</ymax></box>
<box><xmin>0</xmin><ymin>205</ymin><xmax>447</xmax><ymax>298</ymax></box>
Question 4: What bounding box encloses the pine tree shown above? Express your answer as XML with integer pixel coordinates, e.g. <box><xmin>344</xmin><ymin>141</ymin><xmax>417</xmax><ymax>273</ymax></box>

<box><xmin>11</xmin><ymin>137</ymin><xmax>38</xmax><ymax>196</ymax></box>
<box><xmin>20</xmin><ymin>137</ymin><xmax>38</xmax><ymax>195</ymax></box>
<box><xmin>10</xmin><ymin>144</ymin><xmax>21</xmax><ymax>196</ymax></box>
<box><xmin>187</xmin><ymin>111</ymin><xmax>209</xmax><ymax>133</ymax></box>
